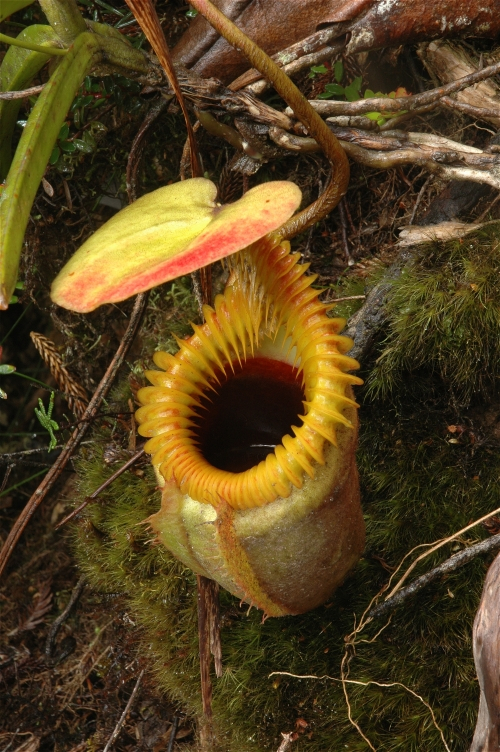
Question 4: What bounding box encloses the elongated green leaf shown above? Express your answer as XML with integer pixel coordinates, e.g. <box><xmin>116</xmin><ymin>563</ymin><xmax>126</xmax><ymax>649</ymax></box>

<box><xmin>50</xmin><ymin>180</ymin><xmax>302</xmax><ymax>312</ymax></box>
<box><xmin>0</xmin><ymin>0</ymin><xmax>35</xmax><ymax>24</ymax></box>
<box><xmin>0</xmin><ymin>25</ymin><xmax>59</xmax><ymax>180</ymax></box>
<box><xmin>0</xmin><ymin>32</ymin><xmax>105</xmax><ymax>309</ymax></box>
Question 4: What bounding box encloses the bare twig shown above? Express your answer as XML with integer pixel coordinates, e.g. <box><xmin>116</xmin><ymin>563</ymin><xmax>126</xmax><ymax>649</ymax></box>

<box><xmin>367</xmin><ymin>533</ymin><xmax>500</xmax><ymax>620</ymax></box>
<box><xmin>269</xmin><ymin>671</ymin><xmax>450</xmax><ymax>751</ymax></box>
<box><xmin>276</xmin><ymin>731</ymin><xmax>296</xmax><ymax>752</ymax></box>
<box><xmin>126</xmin><ymin>98</ymin><xmax>168</xmax><ymax>203</ymax></box>
<box><xmin>45</xmin><ymin>575</ymin><xmax>86</xmax><ymax>659</ymax></box>
<box><xmin>229</xmin><ymin>24</ymin><xmax>348</xmax><ymax>91</ymax></box>
<box><xmin>243</xmin><ymin>40</ymin><xmax>346</xmax><ymax>97</ymax></box>
<box><xmin>337</xmin><ymin>197</ymin><xmax>354</xmax><ymax>266</ymax></box>
<box><xmin>441</xmin><ymin>95</ymin><xmax>500</xmax><ymax>120</ymax></box>
<box><xmin>0</xmin><ymin>293</ymin><xmax>148</xmax><ymax>580</ymax></box>
<box><xmin>383</xmin><ymin>504</ymin><xmax>500</xmax><ymax>603</ymax></box>
<box><xmin>0</xmin><ymin>84</ymin><xmax>45</xmax><ymax>99</ymax></box>
<box><xmin>409</xmin><ymin>175</ymin><xmax>432</xmax><ymax>225</ymax></box>
<box><xmin>268</xmin><ymin>124</ymin><xmax>500</xmax><ymax>190</ymax></box>
<box><xmin>476</xmin><ymin>191</ymin><xmax>500</xmax><ymax>222</ymax></box>
<box><xmin>296</xmin><ymin>60</ymin><xmax>500</xmax><ymax>117</ymax></box>
<box><xmin>166</xmin><ymin>716</ymin><xmax>179</xmax><ymax>752</ymax></box>
<box><xmin>1</xmin><ymin>464</ymin><xmax>14</xmax><ymax>492</ymax></box>
<box><xmin>54</xmin><ymin>448</ymin><xmax>145</xmax><ymax>530</ymax></box>
<box><xmin>197</xmin><ymin>574</ymin><xmax>215</xmax><ymax>749</ymax></box>
<box><xmin>102</xmin><ymin>669</ymin><xmax>145</xmax><ymax>752</ymax></box>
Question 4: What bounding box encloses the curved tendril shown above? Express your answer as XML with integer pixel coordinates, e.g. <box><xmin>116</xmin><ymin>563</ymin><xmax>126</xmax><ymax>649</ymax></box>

<box><xmin>188</xmin><ymin>0</ymin><xmax>350</xmax><ymax>240</ymax></box>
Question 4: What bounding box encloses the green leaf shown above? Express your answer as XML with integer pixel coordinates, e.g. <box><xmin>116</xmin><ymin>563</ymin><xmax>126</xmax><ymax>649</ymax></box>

<box><xmin>0</xmin><ymin>0</ymin><xmax>35</xmax><ymax>24</ymax></box>
<box><xmin>334</xmin><ymin>60</ymin><xmax>344</xmax><ymax>83</ymax></box>
<box><xmin>0</xmin><ymin>25</ymin><xmax>59</xmax><ymax>180</ymax></box>
<box><xmin>50</xmin><ymin>179</ymin><xmax>302</xmax><ymax>313</ymax></box>
<box><xmin>82</xmin><ymin>130</ymin><xmax>96</xmax><ymax>149</ymax></box>
<box><xmin>58</xmin><ymin>122</ymin><xmax>70</xmax><ymax>140</ymax></box>
<box><xmin>0</xmin><ymin>364</ymin><xmax>16</xmax><ymax>374</ymax></box>
<box><xmin>317</xmin><ymin>83</ymin><xmax>345</xmax><ymax>99</ymax></box>
<box><xmin>60</xmin><ymin>139</ymin><xmax>76</xmax><ymax>153</ymax></box>
<box><xmin>49</xmin><ymin>145</ymin><xmax>61</xmax><ymax>164</ymax></box>
<box><xmin>344</xmin><ymin>76</ymin><xmax>363</xmax><ymax>102</ymax></box>
<box><xmin>0</xmin><ymin>32</ymin><xmax>107</xmax><ymax>309</ymax></box>
<box><xmin>73</xmin><ymin>138</ymin><xmax>93</xmax><ymax>153</ymax></box>
<box><xmin>309</xmin><ymin>64</ymin><xmax>327</xmax><ymax>77</ymax></box>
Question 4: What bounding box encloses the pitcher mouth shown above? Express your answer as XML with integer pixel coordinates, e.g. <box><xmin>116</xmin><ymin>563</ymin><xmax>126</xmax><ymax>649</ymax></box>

<box><xmin>192</xmin><ymin>356</ymin><xmax>305</xmax><ymax>474</ymax></box>
<box><xmin>136</xmin><ymin>236</ymin><xmax>363</xmax><ymax>510</ymax></box>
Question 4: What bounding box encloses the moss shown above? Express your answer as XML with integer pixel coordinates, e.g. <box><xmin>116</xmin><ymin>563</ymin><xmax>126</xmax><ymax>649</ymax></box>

<box><xmin>367</xmin><ymin>222</ymin><xmax>500</xmax><ymax>405</ymax></box>
<box><xmin>71</xmin><ymin>232</ymin><xmax>500</xmax><ymax>751</ymax></box>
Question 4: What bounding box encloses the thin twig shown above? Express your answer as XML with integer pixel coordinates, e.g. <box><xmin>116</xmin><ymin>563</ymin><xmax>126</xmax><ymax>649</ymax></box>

<box><xmin>269</xmin><ymin>672</ymin><xmax>451</xmax><ymax>751</ymax></box>
<box><xmin>0</xmin><ymin>293</ymin><xmax>148</xmax><ymax>579</ymax></box>
<box><xmin>166</xmin><ymin>716</ymin><xmax>179</xmax><ymax>752</ymax></box>
<box><xmin>0</xmin><ymin>447</ymin><xmax>62</xmax><ymax>461</ymax></box>
<box><xmin>384</xmin><ymin>503</ymin><xmax>500</xmax><ymax>602</ymax></box>
<box><xmin>337</xmin><ymin>197</ymin><xmax>354</xmax><ymax>266</ymax></box>
<box><xmin>276</xmin><ymin>731</ymin><xmax>296</xmax><ymax>752</ymax></box>
<box><xmin>368</xmin><ymin>533</ymin><xmax>500</xmax><ymax>620</ymax></box>
<box><xmin>0</xmin><ymin>84</ymin><xmax>45</xmax><ymax>99</ymax></box>
<box><xmin>331</xmin><ymin>295</ymin><xmax>366</xmax><ymax>303</ymax></box>
<box><xmin>102</xmin><ymin>669</ymin><xmax>145</xmax><ymax>752</ymax></box>
<box><xmin>126</xmin><ymin>98</ymin><xmax>168</xmax><ymax>202</ymax></box>
<box><xmin>229</xmin><ymin>24</ymin><xmax>348</xmax><ymax>91</ymax></box>
<box><xmin>45</xmin><ymin>575</ymin><xmax>86</xmax><ymax>659</ymax></box>
<box><xmin>409</xmin><ymin>175</ymin><xmax>432</xmax><ymax>225</ymax></box>
<box><xmin>300</xmin><ymin>60</ymin><xmax>500</xmax><ymax>117</ymax></box>
<box><xmin>55</xmin><ymin>448</ymin><xmax>145</xmax><ymax>529</ymax></box>
<box><xmin>197</xmin><ymin>574</ymin><xmax>214</xmax><ymax>749</ymax></box>
<box><xmin>441</xmin><ymin>95</ymin><xmax>500</xmax><ymax>121</ymax></box>
<box><xmin>0</xmin><ymin>465</ymin><xmax>14</xmax><ymax>493</ymax></box>
<box><xmin>243</xmin><ymin>40</ymin><xmax>346</xmax><ymax>97</ymax></box>
<box><xmin>476</xmin><ymin>191</ymin><xmax>500</xmax><ymax>223</ymax></box>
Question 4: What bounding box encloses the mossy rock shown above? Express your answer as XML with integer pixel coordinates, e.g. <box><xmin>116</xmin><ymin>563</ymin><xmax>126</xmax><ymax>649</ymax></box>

<box><xmin>73</xmin><ymin>226</ymin><xmax>500</xmax><ymax>751</ymax></box>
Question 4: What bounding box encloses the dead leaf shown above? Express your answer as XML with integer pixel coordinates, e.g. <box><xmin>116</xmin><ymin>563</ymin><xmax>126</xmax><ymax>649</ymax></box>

<box><xmin>8</xmin><ymin>579</ymin><xmax>53</xmax><ymax>636</ymax></box>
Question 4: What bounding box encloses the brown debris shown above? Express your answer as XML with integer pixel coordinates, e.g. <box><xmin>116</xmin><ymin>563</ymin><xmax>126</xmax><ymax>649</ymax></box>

<box><xmin>8</xmin><ymin>579</ymin><xmax>53</xmax><ymax>637</ymax></box>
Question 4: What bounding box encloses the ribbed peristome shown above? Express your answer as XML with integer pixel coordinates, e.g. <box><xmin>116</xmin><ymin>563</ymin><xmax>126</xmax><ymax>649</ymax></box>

<box><xmin>136</xmin><ymin>236</ymin><xmax>362</xmax><ymax>510</ymax></box>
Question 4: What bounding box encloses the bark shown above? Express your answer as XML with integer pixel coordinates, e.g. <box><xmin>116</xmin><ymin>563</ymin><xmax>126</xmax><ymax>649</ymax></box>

<box><xmin>172</xmin><ymin>0</ymin><xmax>500</xmax><ymax>84</ymax></box>
<box><xmin>470</xmin><ymin>552</ymin><xmax>500</xmax><ymax>752</ymax></box>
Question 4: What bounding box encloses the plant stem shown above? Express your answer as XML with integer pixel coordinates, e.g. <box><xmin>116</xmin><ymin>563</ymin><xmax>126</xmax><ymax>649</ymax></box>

<box><xmin>38</xmin><ymin>0</ymin><xmax>87</xmax><ymax>46</ymax></box>
<box><xmin>0</xmin><ymin>31</ymin><xmax>67</xmax><ymax>55</ymax></box>
<box><xmin>188</xmin><ymin>0</ymin><xmax>350</xmax><ymax>239</ymax></box>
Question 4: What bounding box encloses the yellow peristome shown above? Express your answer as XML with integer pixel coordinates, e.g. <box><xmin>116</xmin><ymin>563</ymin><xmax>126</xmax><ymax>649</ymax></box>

<box><xmin>136</xmin><ymin>235</ymin><xmax>363</xmax><ymax>511</ymax></box>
